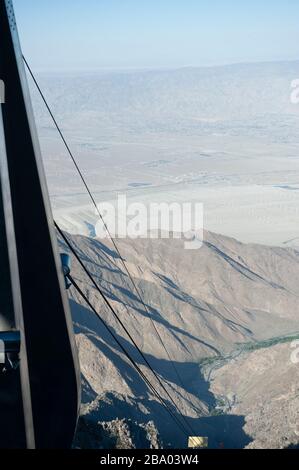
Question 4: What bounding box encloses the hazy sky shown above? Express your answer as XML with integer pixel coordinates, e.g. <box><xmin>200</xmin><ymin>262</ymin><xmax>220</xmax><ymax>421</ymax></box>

<box><xmin>14</xmin><ymin>0</ymin><xmax>299</xmax><ymax>71</ymax></box>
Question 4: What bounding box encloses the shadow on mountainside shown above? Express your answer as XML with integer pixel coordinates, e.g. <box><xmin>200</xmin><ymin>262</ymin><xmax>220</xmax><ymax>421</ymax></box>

<box><xmin>70</xmin><ymin>299</ymin><xmax>215</xmax><ymax>403</ymax></box>
<box><xmin>88</xmin><ymin>275</ymin><xmax>222</xmax><ymax>356</ymax></box>
<box><xmin>70</xmin><ymin>299</ymin><xmax>252</xmax><ymax>449</ymax></box>
<box><xmin>78</xmin><ymin>389</ymin><xmax>251</xmax><ymax>449</ymax></box>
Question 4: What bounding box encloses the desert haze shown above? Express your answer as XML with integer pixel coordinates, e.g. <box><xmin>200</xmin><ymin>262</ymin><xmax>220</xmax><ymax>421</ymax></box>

<box><xmin>32</xmin><ymin>61</ymin><xmax>299</xmax><ymax>246</ymax></box>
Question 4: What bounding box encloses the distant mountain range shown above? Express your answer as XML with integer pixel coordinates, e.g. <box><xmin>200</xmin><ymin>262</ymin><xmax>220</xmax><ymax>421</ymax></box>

<box><xmin>31</xmin><ymin>60</ymin><xmax>299</xmax><ymax>141</ymax></box>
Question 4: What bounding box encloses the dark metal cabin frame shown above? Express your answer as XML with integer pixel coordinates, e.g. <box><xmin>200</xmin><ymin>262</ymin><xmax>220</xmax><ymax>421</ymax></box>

<box><xmin>0</xmin><ymin>0</ymin><xmax>80</xmax><ymax>448</ymax></box>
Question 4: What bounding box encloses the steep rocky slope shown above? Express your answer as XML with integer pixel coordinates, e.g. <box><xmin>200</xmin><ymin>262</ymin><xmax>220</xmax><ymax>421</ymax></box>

<box><xmin>208</xmin><ymin>342</ymin><xmax>299</xmax><ymax>449</ymax></box>
<box><xmin>59</xmin><ymin>231</ymin><xmax>299</xmax><ymax>448</ymax></box>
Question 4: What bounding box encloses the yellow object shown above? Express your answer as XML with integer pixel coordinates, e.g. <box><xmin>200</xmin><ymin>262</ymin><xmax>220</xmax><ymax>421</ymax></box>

<box><xmin>188</xmin><ymin>436</ymin><xmax>208</xmax><ymax>448</ymax></box>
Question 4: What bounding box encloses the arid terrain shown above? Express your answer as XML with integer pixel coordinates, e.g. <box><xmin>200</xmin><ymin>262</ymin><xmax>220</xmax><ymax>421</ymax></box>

<box><xmin>30</xmin><ymin>58</ymin><xmax>299</xmax><ymax>449</ymax></box>
<box><xmin>59</xmin><ymin>230</ymin><xmax>299</xmax><ymax>448</ymax></box>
